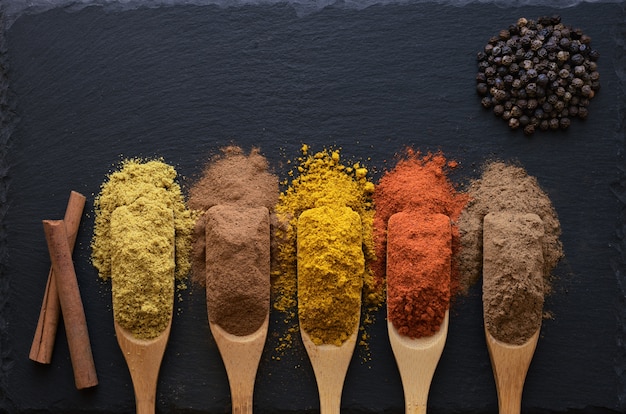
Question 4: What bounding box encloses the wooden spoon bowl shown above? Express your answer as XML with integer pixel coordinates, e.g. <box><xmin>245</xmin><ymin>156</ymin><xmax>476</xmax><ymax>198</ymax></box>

<box><xmin>300</xmin><ymin>325</ymin><xmax>359</xmax><ymax>414</ymax></box>
<box><xmin>210</xmin><ymin>315</ymin><xmax>269</xmax><ymax>414</ymax></box>
<box><xmin>114</xmin><ymin>317</ymin><xmax>172</xmax><ymax>414</ymax></box>
<box><xmin>387</xmin><ymin>311</ymin><xmax>449</xmax><ymax>414</ymax></box>
<box><xmin>485</xmin><ymin>328</ymin><xmax>540</xmax><ymax>414</ymax></box>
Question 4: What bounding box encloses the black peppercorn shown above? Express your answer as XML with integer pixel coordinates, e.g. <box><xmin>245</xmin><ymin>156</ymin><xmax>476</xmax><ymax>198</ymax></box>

<box><xmin>509</xmin><ymin>118</ymin><xmax>520</xmax><ymax>129</ymax></box>
<box><xmin>477</xmin><ymin>83</ymin><xmax>489</xmax><ymax>95</ymax></box>
<box><xmin>571</xmin><ymin>78</ymin><xmax>584</xmax><ymax>88</ymax></box>
<box><xmin>554</xmin><ymin>100</ymin><xmax>565</xmax><ymax>112</ymax></box>
<box><xmin>542</xmin><ymin>102</ymin><xmax>553</xmax><ymax>113</ymax></box>
<box><xmin>519</xmin><ymin>115</ymin><xmax>530</xmax><ymax>126</ymax></box>
<box><xmin>549</xmin><ymin>118</ymin><xmax>560</xmax><ymax>130</ymax></box>
<box><xmin>571</xmin><ymin>53</ymin><xmax>585</xmax><ymax>66</ymax></box>
<box><xmin>524</xmin><ymin>124</ymin><xmax>536</xmax><ymax>135</ymax></box>
<box><xmin>581</xmin><ymin>84</ymin><xmax>593</xmax><ymax>97</ymax></box>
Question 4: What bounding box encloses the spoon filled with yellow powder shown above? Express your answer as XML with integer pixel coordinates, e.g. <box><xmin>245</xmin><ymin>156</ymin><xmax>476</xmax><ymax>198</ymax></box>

<box><xmin>92</xmin><ymin>159</ymin><xmax>194</xmax><ymax>414</ymax></box>
<box><xmin>297</xmin><ymin>205</ymin><xmax>364</xmax><ymax>414</ymax></box>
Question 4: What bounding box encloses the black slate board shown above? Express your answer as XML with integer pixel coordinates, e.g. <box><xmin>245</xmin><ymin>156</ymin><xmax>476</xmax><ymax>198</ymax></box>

<box><xmin>0</xmin><ymin>2</ymin><xmax>624</xmax><ymax>413</ymax></box>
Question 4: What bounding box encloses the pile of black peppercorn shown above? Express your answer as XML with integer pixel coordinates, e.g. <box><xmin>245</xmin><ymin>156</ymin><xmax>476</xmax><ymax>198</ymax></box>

<box><xmin>476</xmin><ymin>16</ymin><xmax>600</xmax><ymax>135</ymax></box>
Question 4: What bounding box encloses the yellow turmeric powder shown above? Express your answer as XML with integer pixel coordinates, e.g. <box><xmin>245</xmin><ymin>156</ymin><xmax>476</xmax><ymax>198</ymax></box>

<box><xmin>273</xmin><ymin>145</ymin><xmax>380</xmax><ymax>352</ymax></box>
<box><xmin>110</xmin><ymin>200</ymin><xmax>174</xmax><ymax>339</ymax></box>
<box><xmin>91</xmin><ymin>158</ymin><xmax>195</xmax><ymax>339</ymax></box>
<box><xmin>297</xmin><ymin>206</ymin><xmax>364</xmax><ymax>345</ymax></box>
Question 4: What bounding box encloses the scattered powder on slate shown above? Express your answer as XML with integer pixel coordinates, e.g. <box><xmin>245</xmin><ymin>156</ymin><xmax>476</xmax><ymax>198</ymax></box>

<box><xmin>205</xmin><ymin>205</ymin><xmax>270</xmax><ymax>336</ymax></box>
<box><xmin>274</xmin><ymin>145</ymin><xmax>378</xmax><ymax>353</ymax></box>
<box><xmin>297</xmin><ymin>206</ymin><xmax>364</xmax><ymax>346</ymax></box>
<box><xmin>457</xmin><ymin>161</ymin><xmax>563</xmax><ymax>294</ymax></box>
<box><xmin>188</xmin><ymin>146</ymin><xmax>279</xmax><ymax>287</ymax></box>
<box><xmin>373</xmin><ymin>149</ymin><xmax>468</xmax><ymax>338</ymax></box>
<box><xmin>386</xmin><ymin>212</ymin><xmax>451</xmax><ymax>339</ymax></box>
<box><xmin>483</xmin><ymin>212</ymin><xmax>545</xmax><ymax>344</ymax></box>
<box><xmin>91</xmin><ymin>159</ymin><xmax>194</xmax><ymax>339</ymax></box>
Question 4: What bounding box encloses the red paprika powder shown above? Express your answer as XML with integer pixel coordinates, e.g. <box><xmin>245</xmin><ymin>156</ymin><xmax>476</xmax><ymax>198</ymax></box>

<box><xmin>387</xmin><ymin>212</ymin><xmax>451</xmax><ymax>338</ymax></box>
<box><xmin>373</xmin><ymin>149</ymin><xmax>468</xmax><ymax>338</ymax></box>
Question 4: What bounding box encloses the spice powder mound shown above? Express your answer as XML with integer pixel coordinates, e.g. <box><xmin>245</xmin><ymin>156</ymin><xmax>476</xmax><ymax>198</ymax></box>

<box><xmin>297</xmin><ymin>206</ymin><xmax>364</xmax><ymax>346</ymax></box>
<box><xmin>91</xmin><ymin>158</ymin><xmax>195</xmax><ymax>339</ymax></box>
<box><xmin>110</xmin><ymin>200</ymin><xmax>175</xmax><ymax>339</ymax></box>
<box><xmin>482</xmin><ymin>211</ymin><xmax>545</xmax><ymax>345</ymax></box>
<box><xmin>188</xmin><ymin>146</ymin><xmax>279</xmax><ymax>288</ymax></box>
<box><xmin>386</xmin><ymin>212</ymin><xmax>451</xmax><ymax>339</ymax></box>
<box><xmin>274</xmin><ymin>145</ymin><xmax>379</xmax><ymax>352</ymax></box>
<box><xmin>187</xmin><ymin>146</ymin><xmax>277</xmax><ymax>338</ymax></box>
<box><xmin>373</xmin><ymin>149</ymin><xmax>468</xmax><ymax>338</ymax></box>
<box><xmin>205</xmin><ymin>204</ymin><xmax>270</xmax><ymax>336</ymax></box>
<box><xmin>457</xmin><ymin>161</ymin><xmax>563</xmax><ymax>293</ymax></box>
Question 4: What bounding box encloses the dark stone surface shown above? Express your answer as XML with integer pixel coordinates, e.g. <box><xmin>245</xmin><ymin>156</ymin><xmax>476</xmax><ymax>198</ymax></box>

<box><xmin>0</xmin><ymin>2</ymin><xmax>624</xmax><ymax>412</ymax></box>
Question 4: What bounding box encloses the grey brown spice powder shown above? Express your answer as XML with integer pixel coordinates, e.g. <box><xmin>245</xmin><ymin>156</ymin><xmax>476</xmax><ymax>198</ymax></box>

<box><xmin>458</xmin><ymin>161</ymin><xmax>563</xmax><ymax>293</ymax></box>
<box><xmin>483</xmin><ymin>212</ymin><xmax>545</xmax><ymax>345</ymax></box>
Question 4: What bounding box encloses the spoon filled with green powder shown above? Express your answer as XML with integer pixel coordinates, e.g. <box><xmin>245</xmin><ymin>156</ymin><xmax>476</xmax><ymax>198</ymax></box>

<box><xmin>297</xmin><ymin>205</ymin><xmax>364</xmax><ymax>414</ymax></box>
<box><xmin>110</xmin><ymin>201</ymin><xmax>175</xmax><ymax>414</ymax></box>
<box><xmin>92</xmin><ymin>159</ymin><xmax>195</xmax><ymax>414</ymax></box>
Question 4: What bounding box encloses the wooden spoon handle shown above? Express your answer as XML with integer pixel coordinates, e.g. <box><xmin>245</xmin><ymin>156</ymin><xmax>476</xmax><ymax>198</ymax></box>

<box><xmin>486</xmin><ymin>328</ymin><xmax>540</xmax><ymax>414</ymax></box>
<box><xmin>314</xmin><ymin>347</ymin><xmax>349</xmax><ymax>414</ymax></box>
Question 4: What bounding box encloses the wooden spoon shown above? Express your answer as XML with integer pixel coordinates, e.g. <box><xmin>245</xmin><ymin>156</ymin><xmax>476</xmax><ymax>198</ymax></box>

<box><xmin>204</xmin><ymin>205</ymin><xmax>271</xmax><ymax>414</ymax></box>
<box><xmin>209</xmin><ymin>316</ymin><xmax>269</xmax><ymax>414</ymax></box>
<box><xmin>297</xmin><ymin>206</ymin><xmax>363</xmax><ymax>414</ymax></box>
<box><xmin>386</xmin><ymin>212</ymin><xmax>451</xmax><ymax>414</ymax></box>
<box><xmin>485</xmin><ymin>328</ymin><xmax>540</xmax><ymax>414</ymax></box>
<box><xmin>300</xmin><ymin>325</ymin><xmax>359</xmax><ymax>414</ymax></box>
<box><xmin>483</xmin><ymin>211</ymin><xmax>545</xmax><ymax>414</ymax></box>
<box><xmin>111</xmin><ymin>205</ymin><xmax>175</xmax><ymax>414</ymax></box>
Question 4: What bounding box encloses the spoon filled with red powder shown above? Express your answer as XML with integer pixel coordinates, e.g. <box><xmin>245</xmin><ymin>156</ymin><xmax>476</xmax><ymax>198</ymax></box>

<box><xmin>373</xmin><ymin>149</ymin><xmax>467</xmax><ymax>413</ymax></box>
<box><xmin>386</xmin><ymin>212</ymin><xmax>451</xmax><ymax>414</ymax></box>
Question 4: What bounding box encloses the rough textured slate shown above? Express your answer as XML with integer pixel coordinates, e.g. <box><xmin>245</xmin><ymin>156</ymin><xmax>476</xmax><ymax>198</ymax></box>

<box><xmin>0</xmin><ymin>2</ymin><xmax>624</xmax><ymax>413</ymax></box>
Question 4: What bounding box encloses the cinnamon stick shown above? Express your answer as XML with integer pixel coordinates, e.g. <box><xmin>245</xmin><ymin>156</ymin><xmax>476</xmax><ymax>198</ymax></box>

<box><xmin>43</xmin><ymin>219</ymin><xmax>98</xmax><ymax>389</ymax></box>
<box><xmin>30</xmin><ymin>191</ymin><xmax>86</xmax><ymax>364</ymax></box>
